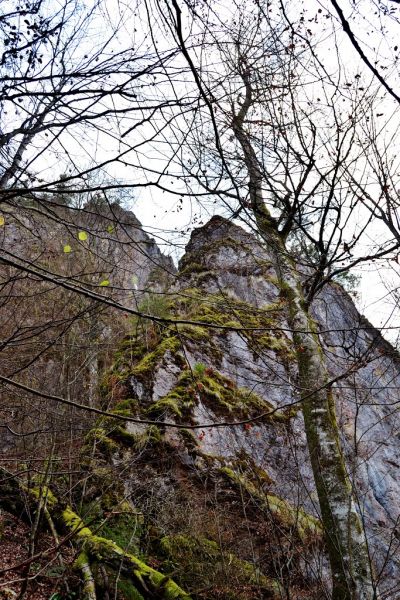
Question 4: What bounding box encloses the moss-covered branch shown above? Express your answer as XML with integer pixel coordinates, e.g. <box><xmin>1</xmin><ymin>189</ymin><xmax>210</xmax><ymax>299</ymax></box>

<box><xmin>62</xmin><ymin>507</ymin><xmax>192</xmax><ymax>600</ymax></box>
<box><xmin>0</xmin><ymin>469</ymin><xmax>191</xmax><ymax>600</ymax></box>
<box><xmin>75</xmin><ymin>551</ymin><xmax>97</xmax><ymax>600</ymax></box>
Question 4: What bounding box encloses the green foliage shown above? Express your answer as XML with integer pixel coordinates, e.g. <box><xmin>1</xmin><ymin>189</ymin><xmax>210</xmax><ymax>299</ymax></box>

<box><xmin>333</xmin><ymin>271</ymin><xmax>361</xmax><ymax>298</ymax></box>
<box><xmin>192</xmin><ymin>362</ymin><xmax>206</xmax><ymax>377</ymax></box>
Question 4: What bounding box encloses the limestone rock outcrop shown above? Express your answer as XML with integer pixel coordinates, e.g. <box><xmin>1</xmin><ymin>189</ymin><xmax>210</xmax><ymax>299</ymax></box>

<box><xmin>105</xmin><ymin>215</ymin><xmax>400</xmax><ymax>597</ymax></box>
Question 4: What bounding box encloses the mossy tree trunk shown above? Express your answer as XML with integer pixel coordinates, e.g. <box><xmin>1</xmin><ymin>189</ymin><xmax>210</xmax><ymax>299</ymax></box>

<box><xmin>284</xmin><ymin>273</ymin><xmax>373</xmax><ymax>600</ymax></box>
<box><xmin>62</xmin><ymin>508</ymin><xmax>192</xmax><ymax>600</ymax></box>
<box><xmin>0</xmin><ymin>469</ymin><xmax>191</xmax><ymax>600</ymax></box>
<box><xmin>232</xmin><ymin>74</ymin><xmax>375</xmax><ymax>600</ymax></box>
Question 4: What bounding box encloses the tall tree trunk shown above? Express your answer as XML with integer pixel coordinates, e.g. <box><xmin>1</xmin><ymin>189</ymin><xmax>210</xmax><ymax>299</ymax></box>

<box><xmin>232</xmin><ymin>78</ymin><xmax>374</xmax><ymax>599</ymax></box>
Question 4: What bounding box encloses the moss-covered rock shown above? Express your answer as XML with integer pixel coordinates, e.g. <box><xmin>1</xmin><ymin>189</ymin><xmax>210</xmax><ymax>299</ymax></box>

<box><xmin>146</xmin><ymin>364</ymin><xmax>286</xmax><ymax>423</ymax></box>
<box><xmin>160</xmin><ymin>534</ymin><xmax>282</xmax><ymax>599</ymax></box>
<box><xmin>131</xmin><ymin>336</ymin><xmax>182</xmax><ymax>380</ymax></box>
<box><xmin>220</xmin><ymin>467</ymin><xmax>322</xmax><ymax>542</ymax></box>
<box><xmin>171</xmin><ymin>290</ymin><xmax>294</xmax><ymax>363</ymax></box>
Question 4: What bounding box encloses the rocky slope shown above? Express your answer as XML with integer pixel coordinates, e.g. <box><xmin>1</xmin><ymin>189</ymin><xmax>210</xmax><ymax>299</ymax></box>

<box><xmin>89</xmin><ymin>215</ymin><xmax>400</xmax><ymax>599</ymax></box>
<box><xmin>1</xmin><ymin>212</ymin><xmax>400</xmax><ymax>599</ymax></box>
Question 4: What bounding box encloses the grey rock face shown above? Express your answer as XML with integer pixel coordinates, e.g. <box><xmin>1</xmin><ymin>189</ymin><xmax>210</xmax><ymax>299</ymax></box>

<box><xmin>126</xmin><ymin>216</ymin><xmax>400</xmax><ymax>594</ymax></box>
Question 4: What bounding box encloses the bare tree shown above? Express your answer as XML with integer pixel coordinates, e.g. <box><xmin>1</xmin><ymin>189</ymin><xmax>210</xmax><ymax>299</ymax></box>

<box><xmin>151</xmin><ymin>0</ymin><xmax>400</xmax><ymax>596</ymax></box>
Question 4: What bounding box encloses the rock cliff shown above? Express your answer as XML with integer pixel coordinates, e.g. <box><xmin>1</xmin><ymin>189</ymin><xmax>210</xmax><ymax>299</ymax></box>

<box><xmin>95</xmin><ymin>215</ymin><xmax>400</xmax><ymax>598</ymax></box>
<box><xmin>1</xmin><ymin>211</ymin><xmax>400</xmax><ymax>599</ymax></box>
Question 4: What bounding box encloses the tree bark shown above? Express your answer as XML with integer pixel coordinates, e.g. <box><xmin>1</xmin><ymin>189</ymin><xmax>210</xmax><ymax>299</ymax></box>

<box><xmin>232</xmin><ymin>77</ymin><xmax>375</xmax><ymax>599</ymax></box>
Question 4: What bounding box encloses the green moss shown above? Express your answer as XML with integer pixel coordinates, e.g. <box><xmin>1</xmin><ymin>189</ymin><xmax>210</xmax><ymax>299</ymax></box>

<box><xmin>160</xmin><ymin>534</ymin><xmax>282</xmax><ymax>599</ymax></box>
<box><xmin>194</xmin><ymin>367</ymin><xmax>274</xmax><ymax>419</ymax></box>
<box><xmin>29</xmin><ymin>485</ymin><xmax>58</xmax><ymax>508</ymax></box>
<box><xmin>73</xmin><ymin>550</ymin><xmax>90</xmax><ymax>570</ymax></box>
<box><xmin>103</xmin><ymin>336</ymin><xmax>149</xmax><ymax>384</ymax></box>
<box><xmin>114</xmin><ymin>399</ymin><xmax>139</xmax><ymax>412</ymax></box>
<box><xmin>173</xmin><ymin>291</ymin><xmax>294</xmax><ymax>359</ymax></box>
<box><xmin>175</xmin><ymin>324</ymin><xmax>211</xmax><ymax>342</ymax></box>
<box><xmin>232</xmin><ymin>450</ymin><xmax>274</xmax><ymax>486</ymax></box>
<box><xmin>177</xmin><ymin>261</ymin><xmax>209</xmax><ymax>278</ymax></box>
<box><xmin>269</xmin><ymin>276</ymin><xmax>292</xmax><ymax>296</ymax></box>
<box><xmin>220</xmin><ymin>467</ymin><xmax>322</xmax><ymax>541</ymax></box>
<box><xmin>146</xmin><ymin>365</ymin><xmax>282</xmax><ymax>423</ymax></box>
<box><xmin>147</xmin><ymin>395</ymin><xmax>184</xmax><ymax>418</ymax></box>
<box><xmin>74</xmin><ymin>550</ymin><xmax>97</xmax><ymax>600</ymax></box>
<box><xmin>127</xmin><ymin>425</ymin><xmax>163</xmax><ymax>450</ymax></box>
<box><xmin>104</xmin><ymin>287</ymin><xmax>293</xmax><ymax>413</ymax></box>
<box><xmin>109</xmin><ymin>426</ymin><xmax>138</xmax><ymax>447</ymax></box>
<box><xmin>62</xmin><ymin>508</ymin><xmax>192</xmax><ymax>599</ymax></box>
<box><xmin>132</xmin><ymin>336</ymin><xmax>181</xmax><ymax>380</ymax></box>
<box><xmin>192</xmin><ymin>297</ymin><xmax>241</xmax><ymax>328</ymax></box>
<box><xmin>101</xmin><ymin>280</ymin><xmax>293</xmax><ymax>434</ymax></box>
<box><xmin>96</xmin><ymin>510</ymin><xmax>143</xmax><ymax>553</ymax></box>
<box><xmin>63</xmin><ymin>506</ymin><xmax>93</xmax><ymax>537</ymax></box>
<box><xmin>147</xmin><ymin>424</ymin><xmax>163</xmax><ymax>443</ymax></box>
<box><xmin>145</xmin><ymin>370</ymin><xmax>194</xmax><ymax>420</ymax></box>
<box><xmin>85</xmin><ymin>428</ymin><xmax>119</xmax><ymax>454</ymax></box>
<box><xmin>117</xmin><ymin>578</ymin><xmax>145</xmax><ymax>600</ymax></box>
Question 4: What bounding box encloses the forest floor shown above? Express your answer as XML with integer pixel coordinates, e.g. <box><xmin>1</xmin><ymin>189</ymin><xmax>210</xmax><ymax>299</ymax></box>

<box><xmin>0</xmin><ymin>510</ymin><xmax>77</xmax><ymax>600</ymax></box>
